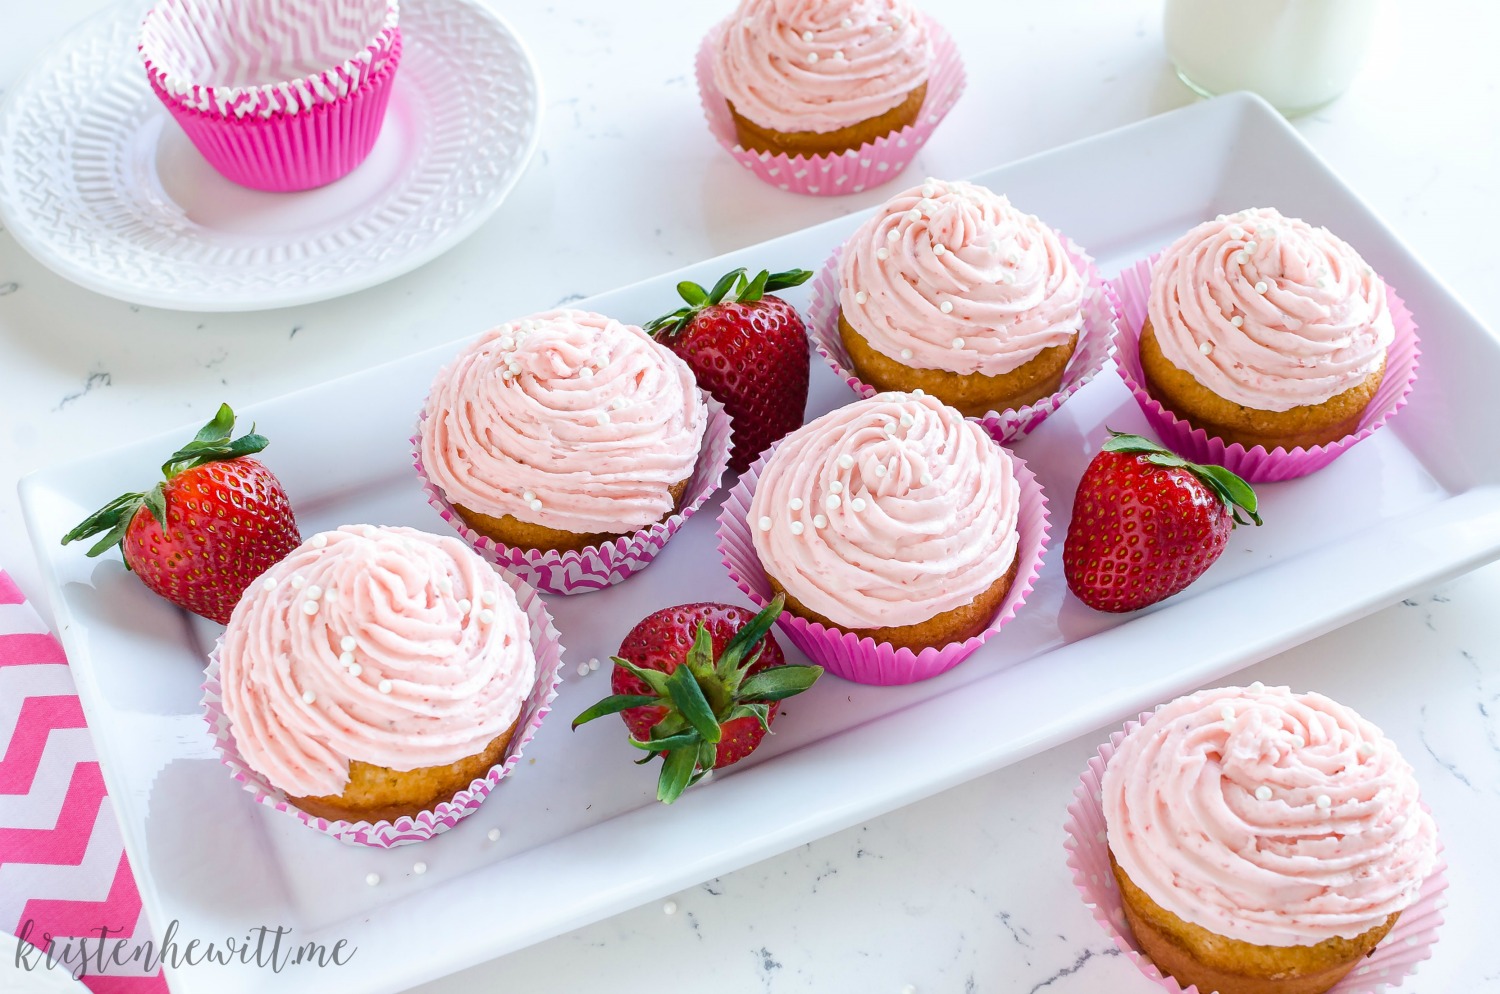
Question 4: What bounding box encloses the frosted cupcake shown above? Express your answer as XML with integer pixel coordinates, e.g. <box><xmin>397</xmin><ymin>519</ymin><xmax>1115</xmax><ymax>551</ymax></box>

<box><xmin>748</xmin><ymin>391</ymin><xmax>1019</xmax><ymax>651</ymax></box>
<box><xmin>1142</xmin><ymin>208</ymin><xmax>1394</xmax><ymax>451</ymax></box>
<box><xmin>837</xmin><ymin>179</ymin><xmax>1086</xmax><ymax>416</ymax></box>
<box><xmin>218</xmin><ymin>525</ymin><xmax>537</xmax><ymax>824</ymax></box>
<box><xmin>712</xmin><ymin>0</ymin><xmax>934</xmax><ymax>157</ymax></box>
<box><xmin>1103</xmin><ymin>684</ymin><xmax>1439</xmax><ymax>994</ymax></box>
<box><xmin>419</xmin><ymin>310</ymin><xmax>709</xmax><ymax>553</ymax></box>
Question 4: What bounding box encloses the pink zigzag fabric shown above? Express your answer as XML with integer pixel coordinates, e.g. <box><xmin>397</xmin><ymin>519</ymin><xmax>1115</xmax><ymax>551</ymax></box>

<box><xmin>0</xmin><ymin>570</ymin><xmax>166</xmax><ymax>991</ymax></box>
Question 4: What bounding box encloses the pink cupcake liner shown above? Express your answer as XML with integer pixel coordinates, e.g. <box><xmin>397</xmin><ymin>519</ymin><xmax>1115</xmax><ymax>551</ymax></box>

<box><xmin>807</xmin><ymin>237</ymin><xmax>1118</xmax><ymax>444</ymax></box>
<box><xmin>1108</xmin><ymin>254</ymin><xmax>1421</xmax><ymax>483</ymax></box>
<box><xmin>695</xmin><ymin>19</ymin><xmax>965</xmax><ymax>197</ymax></box>
<box><xmin>716</xmin><ymin>444</ymin><xmax>1049</xmax><ymax>686</ymax></box>
<box><xmin>202</xmin><ymin>568</ymin><xmax>565</xmax><ymax>848</ymax></box>
<box><xmin>415</xmin><ymin>396</ymin><xmax>733</xmax><ymax>596</ymax></box>
<box><xmin>1064</xmin><ymin>715</ymin><xmax>1448</xmax><ymax>994</ymax></box>
<box><xmin>141</xmin><ymin>0</ymin><xmax>402</xmax><ymax>191</ymax></box>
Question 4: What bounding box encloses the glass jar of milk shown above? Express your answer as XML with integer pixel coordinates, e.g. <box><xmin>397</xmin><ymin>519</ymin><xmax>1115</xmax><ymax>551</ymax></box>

<box><xmin>1164</xmin><ymin>0</ymin><xmax>1380</xmax><ymax>115</ymax></box>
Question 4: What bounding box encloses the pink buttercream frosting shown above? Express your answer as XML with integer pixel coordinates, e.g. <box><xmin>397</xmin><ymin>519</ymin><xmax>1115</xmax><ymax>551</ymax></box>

<box><xmin>219</xmin><ymin>525</ymin><xmax>537</xmax><ymax>798</ymax></box>
<box><xmin>419</xmin><ymin>309</ymin><xmax>708</xmax><ymax>536</ymax></box>
<box><xmin>749</xmin><ymin>391</ymin><xmax>1018</xmax><ymax>630</ymax></box>
<box><xmin>839</xmin><ymin>179</ymin><xmax>1085</xmax><ymax>377</ymax></box>
<box><xmin>1103</xmin><ymin>684</ymin><xmax>1438</xmax><ymax>947</ymax></box>
<box><xmin>711</xmin><ymin>0</ymin><xmax>933</xmax><ymax>135</ymax></box>
<box><xmin>1148</xmin><ymin>207</ymin><xmax>1394</xmax><ymax>412</ymax></box>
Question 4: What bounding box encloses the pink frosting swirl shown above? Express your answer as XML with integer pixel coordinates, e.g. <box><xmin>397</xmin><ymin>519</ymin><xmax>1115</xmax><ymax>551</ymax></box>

<box><xmin>419</xmin><ymin>309</ymin><xmax>707</xmax><ymax>536</ymax></box>
<box><xmin>1148</xmin><ymin>208</ymin><xmax>1394</xmax><ymax>412</ymax></box>
<box><xmin>219</xmin><ymin>526</ymin><xmax>537</xmax><ymax>798</ymax></box>
<box><xmin>711</xmin><ymin>0</ymin><xmax>933</xmax><ymax>135</ymax></box>
<box><xmin>1103</xmin><ymin>684</ymin><xmax>1438</xmax><ymax>947</ymax></box>
<box><xmin>750</xmin><ymin>391</ymin><xmax>1018</xmax><ymax>629</ymax></box>
<box><xmin>839</xmin><ymin>179</ymin><xmax>1085</xmax><ymax>376</ymax></box>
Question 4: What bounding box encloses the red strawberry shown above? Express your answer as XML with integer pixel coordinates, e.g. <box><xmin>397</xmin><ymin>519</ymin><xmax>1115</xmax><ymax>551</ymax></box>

<box><xmin>61</xmin><ymin>403</ymin><xmax>301</xmax><ymax>624</ymax></box>
<box><xmin>572</xmin><ymin>594</ymin><xmax>822</xmax><ymax>803</ymax></box>
<box><xmin>646</xmin><ymin>267</ymin><xmax>812</xmax><ymax>472</ymax></box>
<box><xmin>1063</xmin><ymin>431</ymin><xmax>1261</xmax><ymax>613</ymax></box>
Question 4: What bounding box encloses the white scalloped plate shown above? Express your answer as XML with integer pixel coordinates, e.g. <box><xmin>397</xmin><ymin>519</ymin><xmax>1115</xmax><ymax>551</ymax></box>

<box><xmin>0</xmin><ymin>0</ymin><xmax>541</xmax><ymax>311</ymax></box>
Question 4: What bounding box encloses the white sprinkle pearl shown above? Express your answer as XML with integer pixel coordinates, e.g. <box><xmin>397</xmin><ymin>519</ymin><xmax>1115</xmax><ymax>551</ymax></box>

<box><xmin>826</xmin><ymin>494</ymin><xmax>842</xmax><ymax>510</ymax></box>
<box><xmin>663</xmin><ymin>900</ymin><xmax>678</xmax><ymax>915</ymax></box>
<box><xmin>939</xmin><ymin>300</ymin><xmax>954</xmax><ymax>314</ymax></box>
<box><xmin>802</xmin><ymin>29</ymin><xmax>813</xmax><ymax>41</ymax></box>
<box><xmin>758</xmin><ymin>516</ymin><xmax>773</xmax><ymax>532</ymax></box>
<box><xmin>457</xmin><ymin>598</ymin><xmax>471</xmax><ymax>614</ymax></box>
<box><xmin>302</xmin><ymin>600</ymin><xmax>319</xmax><ymax>616</ymax></box>
<box><xmin>933</xmin><ymin>243</ymin><xmax>945</xmax><ymax>256</ymax></box>
<box><xmin>1316</xmin><ymin>794</ymin><xmax>1332</xmax><ymax>810</ymax></box>
<box><xmin>789</xmin><ymin>497</ymin><xmax>804</xmax><ymax>511</ymax></box>
<box><xmin>366</xmin><ymin>873</ymin><xmax>380</xmax><ymax>887</ymax></box>
<box><xmin>790</xmin><ymin>521</ymin><xmax>805</xmax><ymax>535</ymax></box>
<box><xmin>290</xmin><ymin>575</ymin><xmax>305</xmax><ymax>589</ymax></box>
<box><xmin>833</xmin><ymin>49</ymin><xmax>844</xmax><ymax>60</ymax></box>
<box><xmin>1220</xmin><ymin>705</ymin><xmax>1235</xmax><ymax>720</ymax></box>
<box><xmin>1200</xmin><ymin>342</ymin><xmax>1214</xmax><ymax>355</ymax></box>
<box><xmin>339</xmin><ymin>652</ymin><xmax>355</xmax><ymax>667</ymax></box>
<box><xmin>577</xmin><ymin>663</ymin><xmax>590</xmax><ymax>677</ymax></box>
<box><xmin>1358</xmin><ymin>741</ymin><xmax>1375</xmax><ymax>756</ymax></box>
<box><xmin>813</xmin><ymin>514</ymin><xmax>828</xmax><ymax>528</ymax></box>
<box><xmin>1250</xmin><ymin>681</ymin><xmax>1264</xmax><ymax>693</ymax></box>
<box><xmin>1237</xmin><ymin>251</ymin><xmax>1250</xmax><ymax>264</ymax></box>
<box><xmin>830</xmin><ymin>480</ymin><xmax>844</xmax><ymax>494</ymax></box>
<box><xmin>874</xmin><ymin>464</ymin><xmax>888</xmax><ymax>477</ymax></box>
<box><xmin>1255</xmin><ymin>785</ymin><xmax>1273</xmax><ymax>801</ymax></box>
<box><xmin>900</xmin><ymin>413</ymin><xmax>914</xmax><ymax>427</ymax></box>
<box><xmin>589</xmin><ymin>658</ymin><xmax>600</xmax><ymax>671</ymax></box>
<box><xmin>596</xmin><ymin>412</ymin><xmax>610</xmax><ymax>426</ymax></box>
<box><xmin>479</xmin><ymin>609</ymin><xmax>495</xmax><ymax>624</ymax></box>
<box><xmin>1245</xmin><ymin>241</ymin><xmax>1257</xmax><ymax>252</ymax></box>
<box><xmin>481</xmin><ymin>590</ymin><xmax>497</xmax><ymax>606</ymax></box>
<box><xmin>340</xmin><ymin>635</ymin><xmax>357</xmax><ymax>652</ymax></box>
<box><xmin>1291</xmin><ymin>734</ymin><xmax>1305</xmax><ymax>748</ymax></box>
<box><xmin>920</xmin><ymin>472</ymin><xmax>933</xmax><ymax>486</ymax></box>
<box><xmin>838</xmin><ymin>453</ymin><xmax>855</xmax><ymax>470</ymax></box>
<box><xmin>523</xmin><ymin>490</ymin><xmax>536</xmax><ymax>502</ymax></box>
<box><xmin>952</xmin><ymin>337</ymin><xmax>965</xmax><ymax>349</ymax></box>
<box><xmin>807</xmin><ymin>52</ymin><xmax>818</xmax><ymax>63</ymax></box>
<box><xmin>305</xmin><ymin>584</ymin><xmax>323</xmax><ymax>600</ymax></box>
<box><xmin>900</xmin><ymin>348</ymin><xmax>913</xmax><ymax>360</ymax></box>
<box><xmin>379</xmin><ymin>680</ymin><xmax>392</xmax><ymax>694</ymax></box>
<box><xmin>850</xmin><ymin>497</ymin><xmax>867</xmax><ymax>512</ymax></box>
<box><xmin>912</xmin><ymin>389</ymin><xmax>924</xmax><ymax>396</ymax></box>
<box><xmin>907</xmin><ymin>209</ymin><xmax>922</xmax><ymax>221</ymax></box>
<box><xmin>437</xmin><ymin>575</ymin><xmax>452</xmax><ymax>591</ymax></box>
<box><xmin>1254</xmin><ymin>281</ymin><xmax>1268</xmax><ymax>294</ymax></box>
<box><xmin>529</xmin><ymin>499</ymin><xmax>543</xmax><ymax>512</ymax></box>
<box><xmin>854</xmin><ymin>290</ymin><xmax>868</xmax><ymax>305</ymax></box>
<box><xmin>1231</xmin><ymin>315</ymin><xmax>1244</xmax><ymax>327</ymax></box>
<box><xmin>413</xmin><ymin>861</ymin><xmax>427</xmax><ymax>875</ymax></box>
<box><xmin>842</xmin><ymin>17</ymin><xmax>852</xmax><ymax>27</ymax></box>
<box><xmin>882</xmin><ymin>422</ymin><xmax>896</xmax><ymax>436</ymax></box>
<box><xmin>302</xmin><ymin>690</ymin><xmax>316</xmax><ymax>704</ymax></box>
<box><xmin>876</xmin><ymin>247</ymin><xmax>889</xmax><ymax>260</ymax></box>
<box><xmin>887</xmin><ymin>228</ymin><xmax>900</xmax><ymax>242</ymax></box>
<box><xmin>1229</xmin><ymin>225</ymin><xmax>1244</xmax><ymax>239</ymax></box>
<box><xmin>311</xmin><ymin>533</ymin><xmax>328</xmax><ymax>548</ymax></box>
<box><xmin>488</xmin><ymin>828</ymin><xmax>501</xmax><ymax>842</ymax></box>
<box><xmin>348</xmin><ymin>663</ymin><xmax>362</xmax><ymax>677</ymax></box>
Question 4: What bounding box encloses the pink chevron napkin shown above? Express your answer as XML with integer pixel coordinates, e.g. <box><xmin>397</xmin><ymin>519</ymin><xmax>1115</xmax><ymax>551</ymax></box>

<box><xmin>0</xmin><ymin>571</ymin><xmax>166</xmax><ymax>992</ymax></box>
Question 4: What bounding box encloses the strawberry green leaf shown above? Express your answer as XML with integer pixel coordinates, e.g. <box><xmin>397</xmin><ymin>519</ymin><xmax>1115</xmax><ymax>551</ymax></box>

<box><xmin>1101</xmin><ymin>428</ymin><xmax>1261</xmax><ymax>527</ymax></box>
<box><xmin>676</xmin><ymin>281</ymin><xmax>708</xmax><ymax>306</ymax></box>
<box><xmin>763</xmin><ymin>269</ymin><xmax>813</xmax><ymax>293</ymax></box>
<box><xmin>739</xmin><ymin>664</ymin><xmax>823</xmax><ymax>702</ymax></box>
<box><xmin>657</xmin><ymin>746</ymin><xmax>699</xmax><ymax>804</ymax></box>
<box><xmin>715</xmin><ymin>593</ymin><xmax>785</xmax><ymax>687</ymax></box>
<box><xmin>706</xmin><ymin>269</ymin><xmax>745</xmax><ymax>305</ymax></box>
<box><xmin>611</xmin><ymin>656</ymin><xmax>670</xmax><ymax>695</ymax></box>
<box><xmin>739</xmin><ymin>268</ymin><xmax>770</xmax><ymax>303</ymax></box>
<box><xmin>727</xmin><ymin>701</ymin><xmax>773</xmax><ymax>733</ymax></box>
<box><xmin>628</xmin><ymin>730</ymin><xmax>701</xmax><ymax>752</ymax></box>
<box><xmin>85</xmin><ymin>514</ymin><xmax>135</xmax><ymax>562</ymax></box>
<box><xmin>142</xmin><ymin>484</ymin><xmax>168</xmax><ymax>529</ymax></box>
<box><xmin>665</xmin><ymin>663</ymin><xmax>722</xmax><ymax>743</ymax></box>
<box><xmin>571</xmin><ymin>694</ymin><xmax>659</xmax><ymax>730</ymax></box>
<box><xmin>60</xmin><ymin>492</ymin><xmax>144</xmax><ymax>549</ymax></box>
<box><xmin>683</xmin><ymin>623</ymin><xmax>716</xmax><ymax>682</ymax></box>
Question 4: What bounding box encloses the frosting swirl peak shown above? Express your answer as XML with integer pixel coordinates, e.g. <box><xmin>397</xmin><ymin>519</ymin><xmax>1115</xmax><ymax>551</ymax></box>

<box><xmin>419</xmin><ymin>309</ymin><xmax>707</xmax><ymax>536</ymax></box>
<box><xmin>1147</xmin><ymin>208</ymin><xmax>1394</xmax><ymax>411</ymax></box>
<box><xmin>750</xmin><ymin>391</ymin><xmax>1019</xmax><ymax>629</ymax></box>
<box><xmin>712</xmin><ymin>0</ymin><xmax>933</xmax><ymax>135</ymax></box>
<box><xmin>219</xmin><ymin>526</ymin><xmax>537</xmax><ymax>798</ymax></box>
<box><xmin>1103</xmin><ymin>685</ymin><xmax>1438</xmax><ymax>946</ymax></box>
<box><xmin>840</xmin><ymin>179</ymin><xmax>1085</xmax><ymax>376</ymax></box>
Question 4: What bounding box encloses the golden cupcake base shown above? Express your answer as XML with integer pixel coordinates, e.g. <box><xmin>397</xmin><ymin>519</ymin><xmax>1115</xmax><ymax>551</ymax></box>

<box><xmin>455</xmin><ymin>477</ymin><xmax>691</xmax><ymax>553</ymax></box>
<box><xmin>728</xmin><ymin>83</ymin><xmax>927</xmax><ymax>158</ymax></box>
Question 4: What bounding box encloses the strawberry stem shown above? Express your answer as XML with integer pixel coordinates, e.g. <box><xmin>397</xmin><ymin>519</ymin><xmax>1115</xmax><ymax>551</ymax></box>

<box><xmin>644</xmin><ymin>267</ymin><xmax>812</xmax><ymax>339</ymax></box>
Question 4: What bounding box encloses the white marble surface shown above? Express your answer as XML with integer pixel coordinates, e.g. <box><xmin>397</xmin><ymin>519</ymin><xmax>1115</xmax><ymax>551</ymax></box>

<box><xmin>1</xmin><ymin>0</ymin><xmax>1496</xmax><ymax>992</ymax></box>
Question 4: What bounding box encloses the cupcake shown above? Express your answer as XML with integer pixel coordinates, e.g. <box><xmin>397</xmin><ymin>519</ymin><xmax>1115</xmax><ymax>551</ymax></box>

<box><xmin>837</xmin><ymin>179</ymin><xmax>1086</xmax><ymax>417</ymax></box>
<box><xmin>711</xmin><ymin>0</ymin><xmax>934</xmax><ymax>158</ymax></box>
<box><xmin>1102</xmin><ymin>684</ymin><xmax>1439</xmax><ymax>994</ymax></box>
<box><xmin>217</xmin><ymin>525</ymin><xmax>538</xmax><ymax>824</ymax></box>
<box><xmin>1142</xmin><ymin>208</ymin><xmax>1394</xmax><ymax>452</ymax></box>
<box><xmin>419</xmin><ymin>309</ymin><xmax>709</xmax><ymax>554</ymax></box>
<box><xmin>748</xmin><ymin>390</ymin><xmax>1019</xmax><ymax>652</ymax></box>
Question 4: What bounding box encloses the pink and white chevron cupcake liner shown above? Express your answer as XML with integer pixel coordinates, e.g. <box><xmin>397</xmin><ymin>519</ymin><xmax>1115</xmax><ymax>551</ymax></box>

<box><xmin>201</xmin><ymin>568</ymin><xmax>565</xmax><ymax>848</ymax></box>
<box><xmin>415</xmin><ymin>396</ymin><xmax>733</xmax><ymax>596</ymax></box>
<box><xmin>807</xmin><ymin>236</ymin><xmax>1117</xmax><ymax>444</ymax></box>
<box><xmin>1064</xmin><ymin>715</ymin><xmax>1448</xmax><ymax>994</ymax></box>
<box><xmin>140</xmin><ymin>0</ymin><xmax>401</xmax><ymax>191</ymax></box>
<box><xmin>696</xmin><ymin>19</ymin><xmax>965</xmax><ymax>197</ymax></box>
<box><xmin>1108</xmin><ymin>253</ymin><xmax>1421</xmax><ymax>483</ymax></box>
<box><xmin>716</xmin><ymin>444</ymin><xmax>1049</xmax><ymax>686</ymax></box>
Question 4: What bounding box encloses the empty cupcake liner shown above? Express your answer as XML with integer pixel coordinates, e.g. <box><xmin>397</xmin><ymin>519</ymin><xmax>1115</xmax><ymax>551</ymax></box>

<box><xmin>808</xmin><ymin>236</ymin><xmax>1118</xmax><ymax>444</ymax></box>
<box><xmin>202</xmin><ymin>567</ymin><xmax>565</xmax><ymax>848</ymax></box>
<box><xmin>1064</xmin><ymin>716</ymin><xmax>1448</xmax><ymax>994</ymax></box>
<box><xmin>415</xmin><ymin>396</ymin><xmax>733</xmax><ymax>596</ymax></box>
<box><xmin>141</xmin><ymin>0</ymin><xmax>402</xmax><ymax>191</ymax></box>
<box><xmin>695</xmin><ymin>18</ymin><xmax>965</xmax><ymax>196</ymax></box>
<box><xmin>1108</xmin><ymin>254</ymin><xmax>1421</xmax><ymax>483</ymax></box>
<box><xmin>716</xmin><ymin>444</ymin><xmax>1049</xmax><ymax>685</ymax></box>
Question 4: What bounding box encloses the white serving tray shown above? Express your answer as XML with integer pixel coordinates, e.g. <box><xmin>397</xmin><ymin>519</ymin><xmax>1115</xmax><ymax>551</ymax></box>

<box><xmin>20</xmin><ymin>94</ymin><xmax>1500</xmax><ymax>994</ymax></box>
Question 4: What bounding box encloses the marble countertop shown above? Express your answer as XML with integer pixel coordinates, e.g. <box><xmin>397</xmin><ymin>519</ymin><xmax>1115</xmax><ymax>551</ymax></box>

<box><xmin>2</xmin><ymin>0</ymin><xmax>1495</xmax><ymax>991</ymax></box>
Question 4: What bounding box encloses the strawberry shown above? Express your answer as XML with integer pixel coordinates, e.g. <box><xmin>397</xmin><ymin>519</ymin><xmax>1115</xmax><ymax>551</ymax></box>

<box><xmin>61</xmin><ymin>403</ymin><xmax>301</xmax><ymax>624</ymax></box>
<box><xmin>572</xmin><ymin>594</ymin><xmax>822</xmax><ymax>803</ymax></box>
<box><xmin>645</xmin><ymin>267</ymin><xmax>812</xmax><ymax>472</ymax></box>
<box><xmin>1063</xmin><ymin>431</ymin><xmax>1261</xmax><ymax>613</ymax></box>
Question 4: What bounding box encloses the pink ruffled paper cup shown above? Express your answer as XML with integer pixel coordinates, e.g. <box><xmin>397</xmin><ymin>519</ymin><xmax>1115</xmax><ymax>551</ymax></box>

<box><xmin>414</xmin><ymin>396</ymin><xmax>733</xmax><ymax>596</ymax></box>
<box><xmin>716</xmin><ymin>445</ymin><xmax>1049</xmax><ymax>686</ymax></box>
<box><xmin>1108</xmin><ymin>254</ymin><xmax>1421</xmax><ymax>483</ymax></box>
<box><xmin>202</xmin><ymin>568</ymin><xmax>564</xmax><ymax>849</ymax></box>
<box><xmin>140</xmin><ymin>0</ymin><xmax>401</xmax><ymax>192</ymax></box>
<box><xmin>695</xmin><ymin>19</ymin><xmax>965</xmax><ymax>197</ymax></box>
<box><xmin>808</xmin><ymin>238</ymin><xmax>1118</xmax><ymax>444</ymax></box>
<box><xmin>1064</xmin><ymin>715</ymin><xmax>1448</xmax><ymax>994</ymax></box>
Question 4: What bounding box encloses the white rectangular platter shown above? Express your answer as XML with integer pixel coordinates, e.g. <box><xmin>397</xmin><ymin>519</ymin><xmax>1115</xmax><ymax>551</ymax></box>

<box><xmin>20</xmin><ymin>93</ymin><xmax>1500</xmax><ymax>994</ymax></box>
